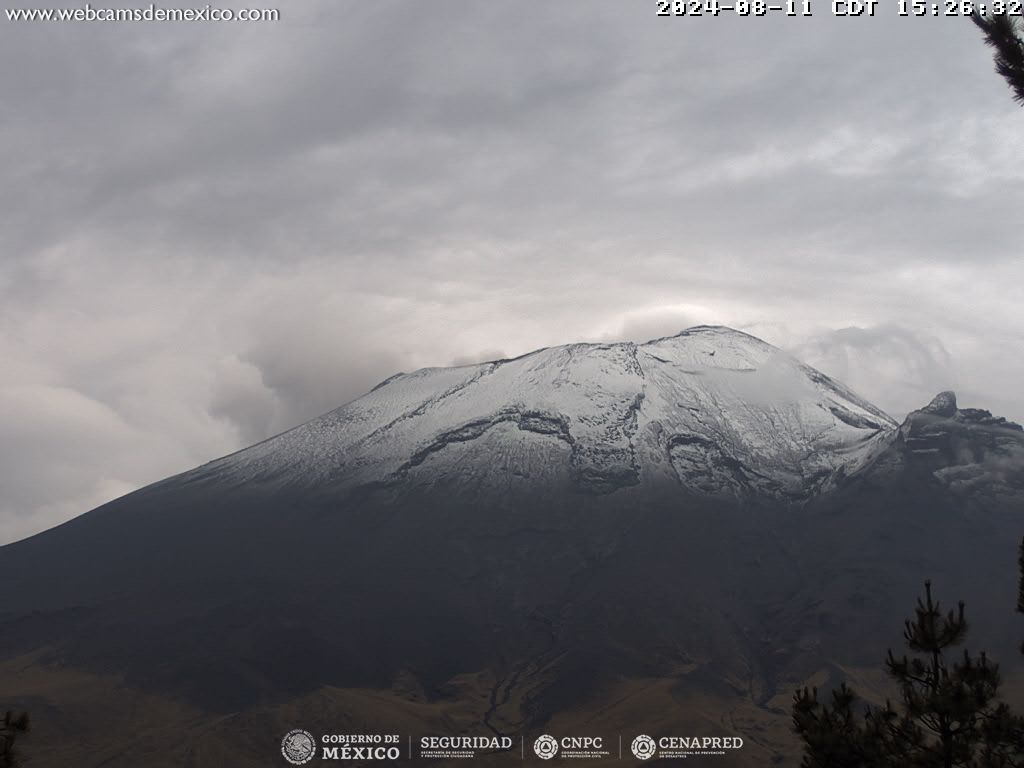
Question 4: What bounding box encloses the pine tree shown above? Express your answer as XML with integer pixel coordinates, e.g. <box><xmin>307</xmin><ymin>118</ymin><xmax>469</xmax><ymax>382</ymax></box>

<box><xmin>971</xmin><ymin>11</ymin><xmax>1024</xmax><ymax>105</ymax></box>
<box><xmin>0</xmin><ymin>710</ymin><xmax>29</xmax><ymax>767</ymax></box>
<box><xmin>793</xmin><ymin>580</ymin><xmax>1024</xmax><ymax>767</ymax></box>
<box><xmin>1016</xmin><ymin>536</ymin><xmax>1024</xmax><ymax>637</ymax></box>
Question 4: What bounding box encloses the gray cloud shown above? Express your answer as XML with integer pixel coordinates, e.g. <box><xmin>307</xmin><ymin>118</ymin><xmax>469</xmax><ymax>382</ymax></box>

<box><xmin>1</xmin><ymin>1</ymin><xmax>1022</xmax><ymax>543</ymax></box>
<box><xmin>789</xmin><ymin>325</ymin><xmax>957</xmax><ymax>420</ymax></box>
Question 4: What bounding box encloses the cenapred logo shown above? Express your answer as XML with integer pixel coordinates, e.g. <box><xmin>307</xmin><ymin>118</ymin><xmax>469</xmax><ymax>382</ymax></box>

<box><xmin>631</xmin><ymin>734</ymin><xmax>657</xmax><ymax>761</ymax></box>
<box><xmin>631</xmin><ymin>734</ymin><xmax>744</xmax><ymax>760</ymax></box>
<box><xmin>534</xmin><ymin>734</ymin><xmax>559</xmax><ymax>760</ymax></box>
<box><xmin>281</xmin><ymin>729</ymin><xmax>317</xmax><ymax>765</ymax></box>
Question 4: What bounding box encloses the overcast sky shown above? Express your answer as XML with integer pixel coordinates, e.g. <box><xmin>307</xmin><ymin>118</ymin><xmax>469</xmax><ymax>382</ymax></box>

<box><xmin>0</xmin><ymin>1</ymin><xmax>1021</xmax><ymax>543</ymax></box>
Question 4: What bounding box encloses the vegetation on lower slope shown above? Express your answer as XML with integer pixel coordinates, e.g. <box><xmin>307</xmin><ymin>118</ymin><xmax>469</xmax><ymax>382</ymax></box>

<box><xmin>794</xmin><ymin>540</ymin><xmax>1024</xmax><ymax>767</ymax></box>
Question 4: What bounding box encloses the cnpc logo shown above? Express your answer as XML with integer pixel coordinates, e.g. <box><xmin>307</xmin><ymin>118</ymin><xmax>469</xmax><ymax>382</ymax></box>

<box><xmin>533</xmin><ymin>735</ymin><xmax>559</xmax><ymax>759</ymax></box>
<box><xmin>534</xmin><ymin>734</ymin><xmax>605</xmax><ymax>760</ymax></box>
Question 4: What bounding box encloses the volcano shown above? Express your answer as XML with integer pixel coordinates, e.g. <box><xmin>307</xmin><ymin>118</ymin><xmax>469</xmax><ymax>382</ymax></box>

<box><xmin>1</xmin><ymin>326</ymin><xmax>1022</xmax><ymax>767</ymax></box>
<box><xmin>199</xmin><ymin>326</ymin><xmax>895</xmax><ymax>500</ymax></box>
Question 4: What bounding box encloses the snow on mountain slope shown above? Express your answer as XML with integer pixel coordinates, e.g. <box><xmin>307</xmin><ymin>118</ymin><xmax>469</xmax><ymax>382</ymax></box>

<box><xmin>201</xmin><ymin>326</ymin><xmax>898</xmax><ymax>500</ymax></box>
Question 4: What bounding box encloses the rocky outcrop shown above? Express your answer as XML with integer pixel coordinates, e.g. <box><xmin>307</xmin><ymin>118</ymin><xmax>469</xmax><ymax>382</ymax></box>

<box><xmin>920</xmin><ymin>390</ymin><xmax>958</xmax><ymax>417</ymax></box>
<box><xmin>888</xmin><ymin>391</ymin><xmax>1024</xmax><ymax>495</ymax></box>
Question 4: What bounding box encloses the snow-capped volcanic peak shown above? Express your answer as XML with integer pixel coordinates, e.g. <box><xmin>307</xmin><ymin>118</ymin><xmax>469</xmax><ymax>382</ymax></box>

<box><xmin>206</xmin><ymin>326</ymin><xmax>898</xmax><ymax>500</ymax></box>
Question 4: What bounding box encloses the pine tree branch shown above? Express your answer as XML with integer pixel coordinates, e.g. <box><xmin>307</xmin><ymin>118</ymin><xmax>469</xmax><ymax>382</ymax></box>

<box><xmin>972</xmin><ymin>11</ymin><xmax>1024</xmax><ymax>105</ymax></box>
<box><xmin>1017</xmin><ymin>535</ymin><xmax>1024</xmax><ymax>615</ymax></box>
